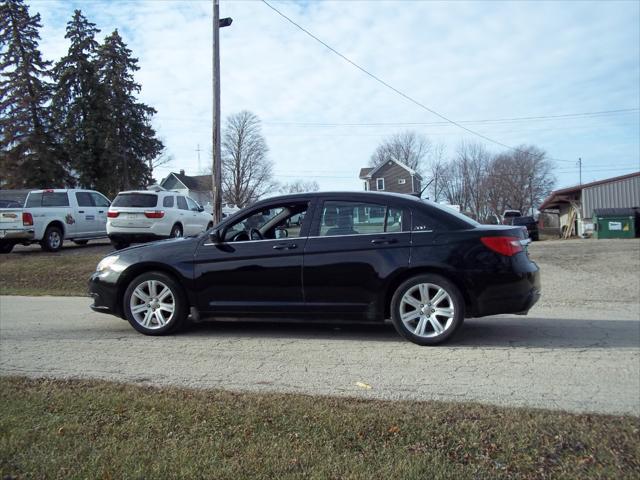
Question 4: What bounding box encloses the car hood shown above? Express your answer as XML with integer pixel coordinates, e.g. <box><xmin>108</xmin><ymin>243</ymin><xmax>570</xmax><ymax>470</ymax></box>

<box><xmin>116</xmin><ymin>236</ymin><xmax>201</xmax><ymax>257</ymax></box>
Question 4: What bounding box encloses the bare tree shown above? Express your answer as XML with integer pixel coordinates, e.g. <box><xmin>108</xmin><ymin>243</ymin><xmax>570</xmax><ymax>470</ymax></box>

<box><xmin>370</xmin><ymin>131</ymin><xmax>431</xmax><ymax>173</ymax></box>
<box><xmin>279</xmin><ymin>179</ymin><xmax>319</xmax><ymax>194</ymax></box>
<box><xmin>221</xmin><ymin>111</ymin><xmax>276</xmax><ymax>208</ymax></box>
<box><xmin>486</xmin><ymin>145</ymin><xmax>555</xmax><ymax>216</ymax></box>
<box><xmin>423</xmin><ymin>142</ymin><xmax>447</xmax><ymax>201</ymax></box>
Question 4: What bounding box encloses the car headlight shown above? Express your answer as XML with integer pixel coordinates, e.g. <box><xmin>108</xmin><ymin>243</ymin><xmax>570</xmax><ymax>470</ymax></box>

<box><xmin>96</xmin><ymin>255</ymin><xmax>120</xmax><ymax>272</ymax></box>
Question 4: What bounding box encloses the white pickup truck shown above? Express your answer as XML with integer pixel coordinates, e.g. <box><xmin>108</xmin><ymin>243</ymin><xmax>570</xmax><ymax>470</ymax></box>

<box><xmin>0</xmin><ymin>188</ymin><xmax>111</xmax><ymax>253</ymax></box>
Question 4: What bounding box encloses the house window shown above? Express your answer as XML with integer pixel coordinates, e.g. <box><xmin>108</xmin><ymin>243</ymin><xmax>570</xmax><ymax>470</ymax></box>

<box><xmin>398</xmin><ymin>178</ymin><xmax>406</xmax><ymax>185</ymax></box>
<box><xmin>363</xmin><ymin>181</ymin><xmax>368</xmax><ymax>191</ymax></box>
<box><xmin>376</xmin><ymin>178</ymin><xmax>385</xmax><ymax>190</ymax></box>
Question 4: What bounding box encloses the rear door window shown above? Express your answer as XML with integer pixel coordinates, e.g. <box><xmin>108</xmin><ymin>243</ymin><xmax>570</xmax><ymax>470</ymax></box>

<box><xmin>319</xmin><ymin>201</ymin><xmax>404</xmax><ymax>236</ymax></box>
<box><xmin>41</xmin><ymin>192</ymin><xmax>70</xmax><ymax>207</ymax></box>
<box><xmin>177</xmin><ymin>196</ymin><xmax>188</xmax><ymax>210</ymax></box>
<box><xmin>112</xmin><ymin>193</ymin><xmax>158</xmax><ymax>208</ymax></box>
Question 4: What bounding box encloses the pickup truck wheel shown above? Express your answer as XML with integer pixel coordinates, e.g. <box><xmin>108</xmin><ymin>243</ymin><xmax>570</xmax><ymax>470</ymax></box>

<box><xmin>123</xmin><ymin>272</ymin><xmax>187</xmax><ymax>335</ymax></box>
<box><xmin>0</xmin><ymin>242</ymin><xmax>14</xmax><ymax>254</ymax></box>
<box><xmin>41</xmin><ymin>226</ymin><xmax>63</xmax><ymax>252</ymax></box>
<box><xmin>73</xmin><ymin>240</ymin><xmax>89</xmax><ymax>246</ymax></box>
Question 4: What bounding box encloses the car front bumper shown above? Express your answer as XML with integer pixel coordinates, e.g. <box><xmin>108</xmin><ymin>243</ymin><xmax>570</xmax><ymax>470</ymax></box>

<box><xmin>88</xmin><ymin>270</ymin><xmax>122</xmax><ymax>317</ymax></box>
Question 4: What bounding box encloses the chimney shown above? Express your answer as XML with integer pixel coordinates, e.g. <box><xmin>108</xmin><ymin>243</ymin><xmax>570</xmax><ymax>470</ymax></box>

<box><xmin>179</xmin><ymin>169</ymin><xmax>185</xmax><ymax>176</ymax></box>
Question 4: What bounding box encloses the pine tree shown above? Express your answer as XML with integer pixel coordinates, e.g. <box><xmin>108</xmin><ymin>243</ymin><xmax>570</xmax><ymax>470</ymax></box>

<box><xmin>96</xmin><ymin>30</ymin><xmax>163</xmax><ymax>196</ymax></box>
<box><xmin>51</xmin><ymin>9</ymin><xmax>104</xmax><ymax>191</ymax></box>
<box><xmin>0</xmin><ymin>0</ymin><xmax>69</xmax><ymax>188</ymax></box>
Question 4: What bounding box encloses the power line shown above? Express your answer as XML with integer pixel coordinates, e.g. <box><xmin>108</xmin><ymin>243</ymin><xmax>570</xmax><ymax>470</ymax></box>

<box><xmin>264</xmin><ymin>108</ymin><xmax>640</xmax><ymax>127</ymax></box>
<box><xmin>261</xmin><ymin>0</ymin><xmax>576</xmax><ymax>163</ymax></box>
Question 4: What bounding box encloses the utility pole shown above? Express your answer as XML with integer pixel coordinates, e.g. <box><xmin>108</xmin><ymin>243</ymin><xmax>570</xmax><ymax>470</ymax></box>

<box><xmin>211</xmin><ymin>0</ymin><xmax>232</xmax><ymax>224</ymax></box>
<box><xmin>578</xmin><ymin>157</ymin><xmax>582</xmax><ymax>185</ymax></box>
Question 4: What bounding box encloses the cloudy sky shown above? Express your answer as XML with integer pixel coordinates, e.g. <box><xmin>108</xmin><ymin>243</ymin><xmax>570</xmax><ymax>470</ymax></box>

<box><xmin>32</xmin><ymin>0</ymin><xmax>639</xmax><ymax>191</ymax></box>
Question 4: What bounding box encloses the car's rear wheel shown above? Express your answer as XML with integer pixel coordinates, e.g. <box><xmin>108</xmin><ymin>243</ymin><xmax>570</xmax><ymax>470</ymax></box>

<box><xmin>123</xmin><ymin>272</ymin><xmax>187</xmax><ymax>335</ymax></box>
<box><xmin>391</xmin><ymin>274</ymin><xmax>464</xmax><ymax>346</ymax></box>
<box><xmin>41</xmin><ymin>225</ymin><xmax>63</xmax><ymax>252</ymax></box>
<box><xmin>206</xmin><ymin>222</ymin><xmax>213</xmax><ymax>230</ymax></box>
<box><xmin>0</xmin><ymin>242</ymin><xmax>14</xmax><ymax>254</ymax></box>
<box><xmin>170</xmin><ymin>224</ymin><xmax>183</xmax><ymax>238</ymax></box>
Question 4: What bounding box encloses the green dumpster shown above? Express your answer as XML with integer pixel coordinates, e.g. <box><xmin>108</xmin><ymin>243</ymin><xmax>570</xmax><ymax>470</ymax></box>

<box><xmin>593</xmin><ymin>208</ymin><xmax>638</xmax><ymax>239</ymax></box>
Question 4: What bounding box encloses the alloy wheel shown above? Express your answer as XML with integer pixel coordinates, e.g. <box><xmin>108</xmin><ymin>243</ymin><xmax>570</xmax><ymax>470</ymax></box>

<box><xmin>129</xmin><ymin>279</ymin><xmax>176</xmax><ymax>330</ymax></box>
<box><xmin>399</xmin><ymin>283</ymin><xmax>455</xmax><ymax>338</ymax></box>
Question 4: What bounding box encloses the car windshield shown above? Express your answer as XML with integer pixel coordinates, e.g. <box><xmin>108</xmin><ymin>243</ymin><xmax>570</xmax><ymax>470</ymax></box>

<box><xmin>112</xmin><ymin>193</ymin><xmax>158</xmax><ymax>208</ymax></box>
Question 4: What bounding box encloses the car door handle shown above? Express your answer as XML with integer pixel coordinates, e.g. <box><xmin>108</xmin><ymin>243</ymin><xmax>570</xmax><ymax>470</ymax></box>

<box><xmin>371</xmin><ymin>238</ymin><xmax>397</xmax><ymax>245</ymax></box>
<box><xmin>98</xmin><ymin>210</ymin><xmax>104</xmax><ymax>213</ymax></box>
<box><xmin>273</xmin><ymin>243</ymin><xmax>297</xmax><ymax>250</ymax></box>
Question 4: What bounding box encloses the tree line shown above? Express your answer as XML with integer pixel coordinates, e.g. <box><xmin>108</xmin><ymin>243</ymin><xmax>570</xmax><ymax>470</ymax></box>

<box><xmin>1</xmin><ymin>0</ymin><xmax>163</xmax><ymax>198</ymax></box>
<box><xmin>370</xmin><ymin>132</ymin><xmax>556</xmax><ymax>220</ymax></box>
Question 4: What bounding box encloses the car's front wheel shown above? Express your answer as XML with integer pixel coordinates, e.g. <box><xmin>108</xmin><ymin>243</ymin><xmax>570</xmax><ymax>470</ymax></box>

<box><xmin>123</xmin><ymin>272</ymin><xmax>187</xmax><ymax>335</ymax></box>
<box><xmin>391</xmin><ymin>274</ymin><xmax>464</xmax><ymax>346</ymax></box>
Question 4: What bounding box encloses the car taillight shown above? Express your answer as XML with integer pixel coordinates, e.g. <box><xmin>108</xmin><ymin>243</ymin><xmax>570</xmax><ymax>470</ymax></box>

<box><xmin>144</xmin><ymin>210</ymin><xmax>165</xmax><ymax>219</ymax></box>
<box><xmin>480</xmin><ymin>236</ymin><xmax>523</xmax><ymax>256</ymax></box>
<box><xmin>22</xmin><ymin>212</ymin><xmax>33</xmax><ymax>226</ymax></box>
<box><xmin>107</xmin><ymin>211</ymin><xmax>119</xmax><ymax>218</ymax></box>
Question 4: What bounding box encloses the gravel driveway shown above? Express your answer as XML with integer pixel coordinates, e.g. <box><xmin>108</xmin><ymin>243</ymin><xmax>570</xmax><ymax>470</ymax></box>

<box><xmin>1</xmin><ymin>238</ymin><xmax>639</xmax><ymax>415</ymax></box>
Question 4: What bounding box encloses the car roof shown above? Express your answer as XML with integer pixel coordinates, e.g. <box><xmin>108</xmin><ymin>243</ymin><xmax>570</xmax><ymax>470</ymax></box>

<box><xmin>253</xmin><ymin>190</ymin><xmax>426</xmax><ymax>206</ymax></box>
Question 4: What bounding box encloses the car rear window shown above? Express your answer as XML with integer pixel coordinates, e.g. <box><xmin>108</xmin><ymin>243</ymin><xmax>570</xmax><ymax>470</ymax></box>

<box><xmin>112</xmin><ymin>193</ymin><xmax>158</xmax><ymax>208</ymax></box>
<box><xmin>25</xmin><ymin>192</ymin><xmax>70</xmax><ymax>207</ymax></box>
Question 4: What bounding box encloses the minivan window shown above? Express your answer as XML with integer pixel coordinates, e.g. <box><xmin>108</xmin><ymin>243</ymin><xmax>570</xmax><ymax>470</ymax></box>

<box><xmin>112</xmin><ymin>193</ymin><xmax>158</xmax><ymax>208</ymax></box>
<box><xmin>163</xmin><ymin>196</ymin><xmax>174</xmax><ymax>208</ymax></box>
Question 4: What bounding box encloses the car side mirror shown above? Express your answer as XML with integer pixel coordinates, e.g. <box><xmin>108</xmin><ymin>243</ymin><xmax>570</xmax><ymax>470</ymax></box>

<box><xmin>209</xmin><ymin>228</ymin><xmax>223</xmax><ymax>244</ymax></box>
<box><xmin>197</xmin><ymin>206</ymin><xmax>204</xmax><ymax>212</ymax></box>
<box><xmin>275</xmin><ymin>228</ymin><xmax>288</xmax><ymax>239</ymax></box>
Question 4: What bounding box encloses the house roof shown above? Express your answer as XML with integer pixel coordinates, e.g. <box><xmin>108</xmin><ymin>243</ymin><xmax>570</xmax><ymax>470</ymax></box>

<box><xmin>163</xmin><ymin>172</ymin><xmax>212</xmax><ymax>191</ymax></box>
<box><xmin>539</xmin><ymin>171</ymin><xmax>640</xmax><ymax>210</ymax></box>
<box><xmin>359</xmin><ymin>167</ymin><xmax>373</xmax><ymax>179</ymax></box>
<box><xmin>359</xmin><ymin>159</ymin><xmax>422</xmax><ymax>179</ymax></box>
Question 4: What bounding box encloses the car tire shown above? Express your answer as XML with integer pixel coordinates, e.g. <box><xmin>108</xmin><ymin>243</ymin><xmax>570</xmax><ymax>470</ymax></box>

<box><xmin>0</xmin><ymin>242</ymin><xmax>14</xmax><ymax>254</ymax></box>
<box><xmin>206</xmin><ymin>222</ymin><xmax>213</xmax><ymax>230</ymax></box>
<box><xmin>123</xmin><ymin>271</ymin><xmax>187</xmax><ymax>336</ymax></box>
<box><xmin>41</xmin><ymin>225</ymin><xmax>63</xmax><ymax>252</ymax></box>
<box><xmin>73</xmin><ymin>240</ymin><xmax>89</xmax><ymax>246</ymax></box>
<box><xmin>170</xmin><ymin>224</ymin><xmax>183</xmax><ymax>238</ymax></box>
<box><xmin>390</xmin><ymin>274</ymin><xmax>465</xmax><ymax>346</ymax></box>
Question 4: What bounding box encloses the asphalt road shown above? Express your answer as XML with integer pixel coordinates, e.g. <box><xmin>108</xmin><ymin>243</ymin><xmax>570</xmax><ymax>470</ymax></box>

<box><xmin>1</xmin><ymin>296</ymin><xmax>638</xmax><ymax>415</ymax></box>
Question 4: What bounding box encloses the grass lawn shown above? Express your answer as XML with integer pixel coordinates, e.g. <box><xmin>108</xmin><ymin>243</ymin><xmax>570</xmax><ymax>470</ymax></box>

<box><xmin>0</xmin><ymin>252</ymin><xmax>103</xmax><ymax>296</ymax></box>
<box><xmin>1</xmin><ymin>377</ymin><xmax>638</xmax><ymax>479</ymax></box>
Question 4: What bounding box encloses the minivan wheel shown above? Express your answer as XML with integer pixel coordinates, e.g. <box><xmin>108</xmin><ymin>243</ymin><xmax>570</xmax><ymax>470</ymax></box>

<box><xmin>170</xmin><ymin>224</ymin><xmax>183</xmax><ymax>238</ymax></box>
<box><xmin>123</xmin><ymin>272</ymin><xmax>187</xmax><ymax>335</ymax></box>
<box><xmin>391</xmin><ymin>274</ymin><xmax>464</xmax><ymax>346</ymax></box>
<box><xmin>41</xmin><ymin>225</ymin><xmax>63</xmax><ymax>252</ymax></box>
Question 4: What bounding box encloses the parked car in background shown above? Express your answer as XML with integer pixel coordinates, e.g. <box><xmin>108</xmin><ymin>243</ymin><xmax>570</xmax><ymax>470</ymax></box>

<box><xmin>107</xmin><ymin>190</ymin><xmax>214</xmax><ymax>250</ymax></box>
<box><xmin>512</xmin><ymin>216</ymin><xmax>540</xmax><ymax>241</ymax></box>
<box><xmin>0</xmin><ymin>188</ymin><xmax>111</xmax><ymax>253</ymax></box>
<box><xmin>90</xmin><ymin>191</ymin><xmax>541</xmax><ymax>346</ymax></box>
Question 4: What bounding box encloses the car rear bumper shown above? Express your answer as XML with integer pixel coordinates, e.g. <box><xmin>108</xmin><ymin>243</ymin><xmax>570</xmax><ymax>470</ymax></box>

<box><xmin>467</xmin><ymin>262</ymin><xmax>541</xmax><ymax>318</ymax></box>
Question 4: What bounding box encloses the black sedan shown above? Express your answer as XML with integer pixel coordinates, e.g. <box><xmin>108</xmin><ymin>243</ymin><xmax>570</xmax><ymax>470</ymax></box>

<box><xmin>89</xmin><ymin>191</ymin><xmax>540</xmax><ymax>345</ymax></box>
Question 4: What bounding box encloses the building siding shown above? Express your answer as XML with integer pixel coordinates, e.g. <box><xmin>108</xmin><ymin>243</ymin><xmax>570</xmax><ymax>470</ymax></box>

<box><xmin>582</xmin><ymin>175</ymin><xmax>640</xmax><ymax>219</ymax></box>
<box><xmin>366</xmin><ymin>161</ymin><xmax>420</xmax><ymax>194</ymax></box>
